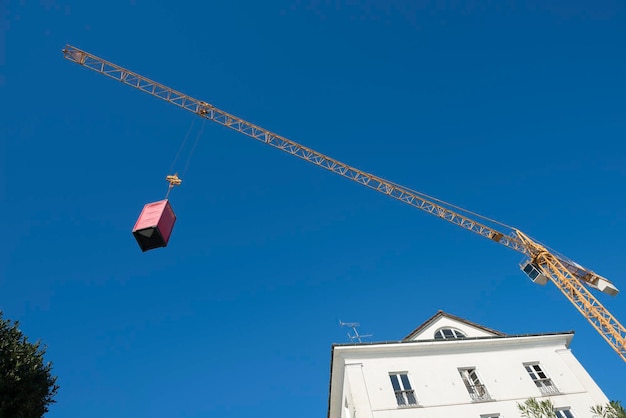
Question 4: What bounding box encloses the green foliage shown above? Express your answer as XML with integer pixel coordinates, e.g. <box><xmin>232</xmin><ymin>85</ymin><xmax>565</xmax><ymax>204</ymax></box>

<box><xmin>518</xmin><ymin>398</ymin><xmax>557</xmax><ymax>418</ymax></box>
<box><xmin>591</xmin><ymin>401</ymin><xmax>626</xmax><ymax>418</ymax></box>
<box><xmin>0</xmin><ymin>312</ymin><xmax>59</xmax><ymax>417</ymax></box>
<box><xmin>519</xmin><ymin>397</ymin><xmax>626</xmax><ymax>418</ymax></box>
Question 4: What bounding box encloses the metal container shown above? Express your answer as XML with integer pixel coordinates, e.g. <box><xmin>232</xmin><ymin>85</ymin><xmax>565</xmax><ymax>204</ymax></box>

<box><xmin>132</xmin><ymin>199</ymin><xmax>177</xmax><ymax>252</ymax></box>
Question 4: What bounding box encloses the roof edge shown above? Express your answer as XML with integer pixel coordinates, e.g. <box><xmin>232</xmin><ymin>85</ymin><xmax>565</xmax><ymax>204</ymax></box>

<box><xmin>334</xmin><ymin>330</ymin><xmax>575</xmax><ymax>348</ymax></box>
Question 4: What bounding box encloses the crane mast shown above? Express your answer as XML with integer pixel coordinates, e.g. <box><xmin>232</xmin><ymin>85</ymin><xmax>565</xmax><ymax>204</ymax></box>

<box><xmin>62</xmin><ymin>45</ymin><xmax>626</xmax><ymax>362</ymax></box>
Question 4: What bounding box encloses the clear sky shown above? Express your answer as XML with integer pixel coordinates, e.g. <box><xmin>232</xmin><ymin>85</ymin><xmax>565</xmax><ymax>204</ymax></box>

<box><xmin>2</xmin><ymin>1</ymin><xmax>626</xmax><ymax>416</ymax></box>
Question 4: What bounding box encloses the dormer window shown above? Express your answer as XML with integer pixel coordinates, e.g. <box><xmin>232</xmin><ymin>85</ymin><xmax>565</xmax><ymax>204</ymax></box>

<box><xmin>434</xmin><ymin>327</ymin><xmax>467</xmax><ymax>340</ymax></box>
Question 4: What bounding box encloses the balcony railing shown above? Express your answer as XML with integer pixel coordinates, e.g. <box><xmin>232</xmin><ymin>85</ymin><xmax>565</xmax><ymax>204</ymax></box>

<box><xmin>535</xmin><ymin>379</ymin><xmax>560</xmax><ymax>395</ymax></box>
<box><xmin>394</xmin><ymin>390</ymin><xmax>418</xmax><ymax>407</ymax></box>
<box><xmin>466</xmin><ymin>384</ymin><xmax>492</xmax><ymax>402</ymax></box>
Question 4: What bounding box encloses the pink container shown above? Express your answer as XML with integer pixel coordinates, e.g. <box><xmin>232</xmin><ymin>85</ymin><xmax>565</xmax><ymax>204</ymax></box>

<box><xmin>132</xmin><ymin>199</ymin><xmax>177</xmax><ymax>252</ymax></box>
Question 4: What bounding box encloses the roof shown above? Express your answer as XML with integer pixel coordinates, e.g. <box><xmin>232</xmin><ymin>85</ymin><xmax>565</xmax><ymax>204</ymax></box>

<box><xmin>403</xmin><ymin>310</ymin><xmax>506</xmax><ymax>341</ymax></box>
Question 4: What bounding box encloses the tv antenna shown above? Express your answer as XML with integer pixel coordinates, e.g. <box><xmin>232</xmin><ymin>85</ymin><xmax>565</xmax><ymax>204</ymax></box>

<box><xmin>339</xmin><ymin>321</ymin><xmax>373</xmax><ymax>343</ymax></box>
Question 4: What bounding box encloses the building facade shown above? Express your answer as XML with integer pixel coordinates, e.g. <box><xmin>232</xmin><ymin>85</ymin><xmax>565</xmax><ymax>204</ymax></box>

<box><xmin>328</xmin><ymin>311</ymin><xmax>609</xmax><ymax>418</ymax></box>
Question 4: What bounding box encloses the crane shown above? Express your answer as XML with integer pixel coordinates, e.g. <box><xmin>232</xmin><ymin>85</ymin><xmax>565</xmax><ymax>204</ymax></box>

<box><xmin>62</xmin><ymin>44</ymin><xmax>626</xmax><ymax>362</ymax></box>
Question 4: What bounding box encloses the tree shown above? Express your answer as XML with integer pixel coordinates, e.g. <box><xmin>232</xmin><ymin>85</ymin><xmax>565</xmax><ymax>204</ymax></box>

<box><xmin>519</xmin><ymin>397</ymin><xmax>626</xmax><ymax>418</ymax></box>
<box><xmin>518</xmin><ymin>398</ymin><xmax>557</xmax><ymax>418</ymax></box>
<box><xmin>591</xmin><ymin>401</ymin><xmax>626</xmax><ymax>418</ymax></box>
<box><xmin>0</xmin><ymin>311</ymin><xmax>59</xmax><ymax>417</ymax></box>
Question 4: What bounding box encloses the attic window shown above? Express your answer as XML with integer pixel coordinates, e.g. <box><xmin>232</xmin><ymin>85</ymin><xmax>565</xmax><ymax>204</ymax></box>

<box><xmin>434</xmin><ymin>327</ymin><xmax>467</xmax><ymax>340</ymax></box>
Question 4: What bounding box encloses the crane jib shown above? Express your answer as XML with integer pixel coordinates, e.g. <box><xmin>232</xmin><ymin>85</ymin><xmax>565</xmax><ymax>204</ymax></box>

<box><xmin>61</xmin><ymin>44</ymin><xmax>626</xmax><ymax>362</ymax></box>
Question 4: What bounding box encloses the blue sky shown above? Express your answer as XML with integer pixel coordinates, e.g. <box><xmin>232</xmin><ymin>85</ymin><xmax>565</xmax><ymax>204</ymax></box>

<box><xmin>2</xmin><ymin>1</ymin><xmax>626</xmax><ymax>416</ymax></box>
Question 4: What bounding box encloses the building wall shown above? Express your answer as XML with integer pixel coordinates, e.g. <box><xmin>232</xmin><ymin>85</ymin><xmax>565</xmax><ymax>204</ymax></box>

<box><xmin>336</xmin><ymin>337</ymin><xmax>608</xmax><ymax>418</ymax></box>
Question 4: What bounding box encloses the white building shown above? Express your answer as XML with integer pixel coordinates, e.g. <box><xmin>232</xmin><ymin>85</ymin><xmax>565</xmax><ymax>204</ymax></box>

<box><xmin>328</xmin><ymin>311</ymin><xmax>609</xmax><ymax>418</ymax></box>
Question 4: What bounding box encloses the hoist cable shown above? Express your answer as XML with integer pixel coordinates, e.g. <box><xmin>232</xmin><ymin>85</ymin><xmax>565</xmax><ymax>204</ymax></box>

<box><xmin>181</xmin><ymin>119</ymin><xmax>206</xmax><ymax>179</ymax></box>
<box><xmin>168</xmin><ymin>118</ymin><xmax>196</xmax><ymax>175</ymax></box>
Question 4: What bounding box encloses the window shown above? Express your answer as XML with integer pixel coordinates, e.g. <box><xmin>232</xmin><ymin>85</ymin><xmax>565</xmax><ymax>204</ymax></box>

<box><xmin>434</xmin><ymin>327</ymin><xmax>467</xmax><ymax>340</ymax></box>
<box><xmin>524</xmin><ymin>363</ymin><xmax>559</xmax><ymax>395</ymax></box>
<box><xmin>389</xmin><ymin>373</ymin><xmax>417</xmax><ymax>407</ymax></box>
<box><xmin>555</xmin><ymin>408</ymin><xmax>575</xmax><ymax>418</ymax></box>
<box><xmin>458</xmin><ymin>368</ymin><xmax>491</xmax><ymax>401</ymax></box>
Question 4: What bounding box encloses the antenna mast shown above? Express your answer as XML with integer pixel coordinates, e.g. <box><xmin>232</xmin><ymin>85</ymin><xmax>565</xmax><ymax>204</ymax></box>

<box><xmin>339</xmin><ymin>321</ymin><xmax>373</xmax><ymax>343</ymax></box>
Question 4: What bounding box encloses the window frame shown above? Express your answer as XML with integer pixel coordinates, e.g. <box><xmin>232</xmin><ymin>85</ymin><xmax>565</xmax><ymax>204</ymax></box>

<box><xmin>458</xmin><ymin>367</ymin><xmax>492</xmax><ymax>402</ymax></box>
<box><xmin>388</xmin><ymin>372</ymin><xmax>418</xmax><ymax>408</ymax></box>
<box><xmin>555</xmin><ymin>407</ymin><xmax>575</xmax><ymax>418</ymax></box>
<box><xmin>434</xmin><ymin>327</ymin><xmax>467</xmax><ymax>340</ymax></box>
<box><xmin>523</xmin><ymin>362</ymin><xmax>560</xmax><ymax>395</ymax></box>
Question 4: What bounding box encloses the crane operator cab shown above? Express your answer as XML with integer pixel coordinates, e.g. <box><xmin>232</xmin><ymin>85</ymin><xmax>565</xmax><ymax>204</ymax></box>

<box><xmin>521</xmin><ymin>260</ymin><xmax>549</xmax><ymax>285</ymax></box>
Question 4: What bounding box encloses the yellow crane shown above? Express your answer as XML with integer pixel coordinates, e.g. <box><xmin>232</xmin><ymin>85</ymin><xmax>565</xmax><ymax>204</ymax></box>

<box><xmin>62</xmin><ymin>44</ymin><xmax>626</xmax><ymax>362</ymax></box>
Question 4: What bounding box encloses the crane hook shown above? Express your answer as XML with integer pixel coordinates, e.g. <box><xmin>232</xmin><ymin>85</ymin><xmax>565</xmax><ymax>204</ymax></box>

<box><xmin>165</xmin><ymin>173</ymin><xmax>182</xmax><ymax>199</ymax></box>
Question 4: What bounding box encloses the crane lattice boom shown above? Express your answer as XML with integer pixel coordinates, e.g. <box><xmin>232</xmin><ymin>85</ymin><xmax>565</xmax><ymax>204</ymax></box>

<box><xmin>62</xmin><ymin>44</ymin><xmax>626</xmax><ymax>362</ymax></box>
